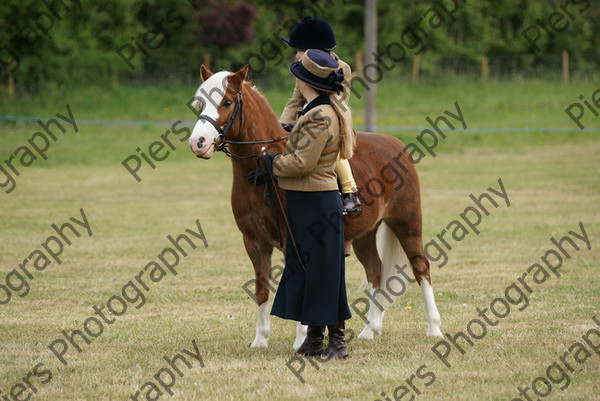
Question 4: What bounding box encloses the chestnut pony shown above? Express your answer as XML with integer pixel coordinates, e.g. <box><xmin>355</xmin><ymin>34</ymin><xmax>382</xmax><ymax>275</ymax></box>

<box><xmin>189</xmin><ymin>65</ymin><xmax>442</xmax><ymax>349</ymax></box>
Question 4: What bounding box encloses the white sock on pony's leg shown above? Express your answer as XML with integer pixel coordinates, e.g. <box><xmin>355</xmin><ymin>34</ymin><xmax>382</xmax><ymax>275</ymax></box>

<box><xmin>251</xmin><ymin>302</ymin><xmax>271</xmax><ymax>348</ymax></box>
<box><xmin>421</xmin><ymin>278</ymin><xmax>442</xmax><ymax>338</ymax></box>
<box><xmin>293</xmin><ymin>323</ymin><xmax>308</xmax><ymax>351</ymax></box>
<box><xmin>358</xmin><ymin>284</ymin><xmax>386</xmax><ymax>339</ymax></box>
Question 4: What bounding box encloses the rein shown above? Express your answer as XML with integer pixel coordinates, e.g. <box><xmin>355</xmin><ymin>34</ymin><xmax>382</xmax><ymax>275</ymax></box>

<box><xmin>197</xmin><ymin>82</ymin><xmax>288</xmax><ymax>161</ymax></box>
<box><xmin>199</xmin><ymin>81</ymin><xmax>305</xmax><ymax>270</ymax></box>
<box><xmin>265</xmin><ymin>172</ymin><xmax>308</xmax><ymax>272</ymax></box>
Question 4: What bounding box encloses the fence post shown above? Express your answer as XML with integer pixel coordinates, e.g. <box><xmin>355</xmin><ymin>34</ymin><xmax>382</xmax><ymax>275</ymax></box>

<box><xmin>481</xmin><ymin>56</ymin><xmax>489</xmax><ymax>80</ymax></box>
<box><xmin>353</xmin><ymin>49</ymin><xmax>363</xmax><ymax>79</ymax></box>
<box><xmin>203</xmin><ymin>53</ymin><xmax>211</xmax><ymax>70</ymax></box>
<box><xmin>8</xmin><ymin>73</ymin><xmax>14</xmax><ymax>98</ymax></box>
<box><xmin>562</xmin><ymin>50</ymin><xmax>570</xmax><ymax>83</ymax></box>
<box><xmin>412</xmin><ymin>55</ymin><xmax>420</xmax><ymax>83</ymax></box>
<box><xmin>111</xmin><ymin>71</ymin><xmax>119</xmax><ymax>89</ymax></box>
<box><xmin>364</xmin><ymin>0</ymin><xmax>377</xmax><ymax>132</ymax></box>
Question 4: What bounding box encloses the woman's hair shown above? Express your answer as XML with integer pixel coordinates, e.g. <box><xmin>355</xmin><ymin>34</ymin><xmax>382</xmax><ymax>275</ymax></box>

<box><xmin>330</xmin><ymin>96</ymin><xmax>355</xmax><ymax>159</ymax></box>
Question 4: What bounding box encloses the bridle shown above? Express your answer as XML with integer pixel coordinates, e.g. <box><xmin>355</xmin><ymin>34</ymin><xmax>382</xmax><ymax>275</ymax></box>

<box><xmin>197</xmin><ymin>78</ymin><xmax>306</xmax><ymax>270</ymax></box>
<box><xmin>197</xmin><ymin>81</ymin><xmax>288</xmax><ymax>161</ymax></box>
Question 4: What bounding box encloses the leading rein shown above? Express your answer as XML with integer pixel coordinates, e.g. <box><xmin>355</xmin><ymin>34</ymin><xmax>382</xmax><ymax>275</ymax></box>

<box><xmin>198</xmin><ymin>80</ymin><xmax>306</xmax><ymax>270</ymax></box>
<box><xmin>197</xmin><ymin>82</ymin><xmax>288</xmax><ymax>161</ymax></box>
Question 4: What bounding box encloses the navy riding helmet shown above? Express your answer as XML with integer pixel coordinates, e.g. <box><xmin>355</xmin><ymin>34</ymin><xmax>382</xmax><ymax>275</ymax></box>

<box><xmin>280</xmin><ymin>16</ymin><xmax>337</xmax><ymax>52</ymax></box>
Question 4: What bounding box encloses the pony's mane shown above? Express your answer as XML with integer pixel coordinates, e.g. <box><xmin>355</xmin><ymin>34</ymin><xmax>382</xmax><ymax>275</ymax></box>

<box><xmin>244</xmin><ymin>81</ymin><xmax>277</xmax><ymax>117</ymax></box>
<box><xmin>243</xmin><ymin>80</ymin><xmax>284</xmax><ymax>140</ymax></box>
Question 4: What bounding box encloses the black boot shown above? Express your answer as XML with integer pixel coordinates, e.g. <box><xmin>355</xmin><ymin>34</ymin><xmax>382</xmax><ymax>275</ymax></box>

<box><xmin>296</xmin><ymin>326</ymin><xmax>326</xmax><ymax>357</ymax></box>
<box><xmin>342</xmin><ymin>192</ymin><xmax>362</xmax><ymax>215</ymax></box>
<box><xmin>325</xmin><ymin>321</ymin><xmax>348</xmax><ymax>359</ymax></box>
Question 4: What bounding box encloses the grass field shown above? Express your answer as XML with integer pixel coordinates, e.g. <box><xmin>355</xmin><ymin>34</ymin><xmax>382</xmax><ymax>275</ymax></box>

<box><xmin>0</xmin><ymin>78</ymin><xmax>599</xmax><ymax>401</ymax></box>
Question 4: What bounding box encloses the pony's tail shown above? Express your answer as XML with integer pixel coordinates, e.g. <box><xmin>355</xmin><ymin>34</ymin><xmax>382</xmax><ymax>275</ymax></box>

<box><xmin>358</xmin><ymin>222</ymin><xmax>411</xmax><ymax>339</ymax></box>
<box><xmin>376</xmin><ymin>222</ymin><xmax>411</xmax><ymax>305</ymax></box>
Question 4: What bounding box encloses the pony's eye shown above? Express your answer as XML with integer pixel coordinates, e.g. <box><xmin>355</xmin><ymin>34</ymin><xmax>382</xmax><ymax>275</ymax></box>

<box><xmin>223</xmin><ymin>100</ymin><xmax>232</xmax><ymax>107</ymax></box>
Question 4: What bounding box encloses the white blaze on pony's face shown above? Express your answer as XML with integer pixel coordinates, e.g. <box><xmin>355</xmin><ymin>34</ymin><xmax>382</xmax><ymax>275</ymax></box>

<box><xmin>189</xmin><ymin>70</ymin><xmax>231</xmax><ymax>159</ymax></box>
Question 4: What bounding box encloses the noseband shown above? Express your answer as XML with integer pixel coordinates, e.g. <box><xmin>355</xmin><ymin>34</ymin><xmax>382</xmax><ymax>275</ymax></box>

<box><xmin>197</xmin><ymin>80</ymin><xmax>288</xmax><ymax>160</ymax></box>
<box><xmin>197</xmin><ymin>82</ymin><xmax>244</xmax><ymax>159</ymax></box>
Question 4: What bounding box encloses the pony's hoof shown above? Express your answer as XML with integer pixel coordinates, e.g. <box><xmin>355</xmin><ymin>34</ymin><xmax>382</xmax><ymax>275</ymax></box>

<box><xmin>357</xmin><ymin>326</ymin><xmax>380</xmax><ymax>339</ymax></box>
<box><xmin>250</xmin><ymin>337</ymin><xmax>268</xmax><ymax>348</ymax></box>
<box><xmin>426</xmin><ymin>328</ymin><xmax>443</xmax><ymax>338</ymax></box>
<box><xmin>292</xmin><ymin>337</ymin><xmax>306</xmax><ymax>351</ymax></box>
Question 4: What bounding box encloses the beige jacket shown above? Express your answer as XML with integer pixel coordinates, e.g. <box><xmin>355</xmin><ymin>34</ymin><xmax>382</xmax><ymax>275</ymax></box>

<box><xmin>279</xmin><ymin>53</ymin><xmax>351</xmax><ymax>124</ymax></box>
<box><xmin>273</xmin><ymin>100</ymin><xmax>340</xmax><ymax>192</ymax></box>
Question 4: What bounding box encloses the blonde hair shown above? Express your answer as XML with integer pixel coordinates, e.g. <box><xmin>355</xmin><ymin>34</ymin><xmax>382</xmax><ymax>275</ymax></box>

<box><xmin>330</xmin><ymin>95</ymin><xmax>355</xmax><ymax>159</ymax></box>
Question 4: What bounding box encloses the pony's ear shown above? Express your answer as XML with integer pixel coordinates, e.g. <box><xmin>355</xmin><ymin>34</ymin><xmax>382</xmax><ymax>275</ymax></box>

<box><xmin>200</xmin><ymin>65</ymin><xmax>213</xmax><ymax>81</ymax></box>
<box><xmin>228</xmin><ymin>65</ymin><xmax>249</xmax><ymax>90</ymax></box>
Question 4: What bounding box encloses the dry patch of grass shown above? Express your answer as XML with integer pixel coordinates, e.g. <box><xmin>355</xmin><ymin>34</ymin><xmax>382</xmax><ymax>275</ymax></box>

<box><xmin>0</xmin><ymin>135</ymin><xmax>599</xmax><ymax>400</ymax></box>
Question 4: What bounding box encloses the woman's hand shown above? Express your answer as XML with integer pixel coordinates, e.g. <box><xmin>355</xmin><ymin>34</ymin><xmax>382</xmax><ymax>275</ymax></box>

<box><xmin>246</xmin><ymin>154</ymin><xmax>278</xmax><ymax>185</ymax></box>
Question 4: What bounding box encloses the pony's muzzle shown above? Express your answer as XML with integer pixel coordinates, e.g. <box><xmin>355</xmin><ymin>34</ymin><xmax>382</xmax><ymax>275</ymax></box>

<box><xmin>190</xmin><ymin>140</ymin><xmax>205</xmax><ymax>158</ymax></box>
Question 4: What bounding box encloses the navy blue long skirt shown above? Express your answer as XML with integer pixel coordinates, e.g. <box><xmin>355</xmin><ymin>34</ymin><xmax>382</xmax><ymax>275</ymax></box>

<box><xmin>270</xmin><ymin>190</ymin><xmax>352</xmax><ymax>326</ymax></box>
